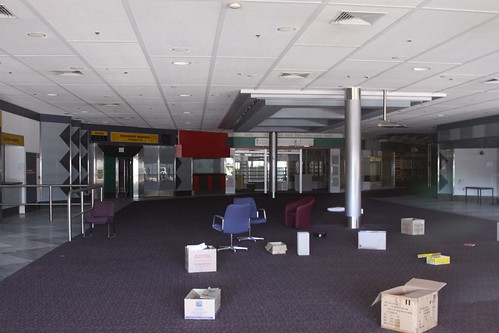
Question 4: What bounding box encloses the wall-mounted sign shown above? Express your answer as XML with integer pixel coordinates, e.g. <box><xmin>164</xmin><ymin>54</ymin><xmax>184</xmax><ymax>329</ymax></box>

<box><xmin>90</xmin><ymin>130</ymin><xmax>108</xmax><ymax>142</ymax></box>
<box><xmin>1</xmin><ymin>132</ymin><xmax>24</xmax><ymax>146</ymax></box>
<box><xmin>110</xmin><ymin>132</ymin><xmax>159</xmax><ymax>144</ymax></box>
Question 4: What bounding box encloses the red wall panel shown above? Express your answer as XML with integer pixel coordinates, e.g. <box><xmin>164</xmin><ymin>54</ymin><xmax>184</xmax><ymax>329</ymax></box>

<box><xmin>178</xmin><ymin>130</ymin><xmax>230</xmax><ymax>158</ymax></box>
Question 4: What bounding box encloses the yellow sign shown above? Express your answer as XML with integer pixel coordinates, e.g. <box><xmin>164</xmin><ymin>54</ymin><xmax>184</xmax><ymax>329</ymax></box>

<box><xmin>110</xmin><ymin>132</ymin><xmax>159</xmax><ymax>144</ymax></box>
<box><xmin>1</xmin><ymin>132</ymin><xmax>25</xmax><ymax>146</ymax></box>
<box><xmin>91</xmin><ymin>130</ymin><xmax>108</xmax><ymax>136</ymax></box>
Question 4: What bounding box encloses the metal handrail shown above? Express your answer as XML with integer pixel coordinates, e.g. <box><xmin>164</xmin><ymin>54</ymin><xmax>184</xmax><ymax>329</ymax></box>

<box><xmin>0</xmin><ymin>184</ymin><xmax>93</xmax><ymax>221</ymax></box>
<box><xmin>67</xmin><ymin>185</ymin><xmax>104</xmax><ymax>242</ymax></box>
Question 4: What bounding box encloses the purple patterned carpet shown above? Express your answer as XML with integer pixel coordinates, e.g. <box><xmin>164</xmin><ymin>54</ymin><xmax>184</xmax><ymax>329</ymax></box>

<box><xmin>1</xmin><ymin>192</ymin><xmax>498</xmax><ymax>332</ymax></box>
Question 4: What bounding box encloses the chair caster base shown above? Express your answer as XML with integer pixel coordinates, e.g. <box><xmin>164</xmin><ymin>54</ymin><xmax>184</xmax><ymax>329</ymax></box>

<box><xmin>238</xmin><ymin>236</ymin><xmax>264</xmax><ymax>242</ymax></box>
<box><xmin>218</xmin><ymin>246</ymin><xmax>248</xmax><ymax>252</ymax></box>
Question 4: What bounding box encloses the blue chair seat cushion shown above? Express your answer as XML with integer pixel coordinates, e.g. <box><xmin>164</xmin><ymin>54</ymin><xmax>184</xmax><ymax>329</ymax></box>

<box><xmin>250</xmin><ymin>217</ymin><xmax>267</xmax><ymax>224</ymax></box>
<box><xmin>212</xmin><ymin>222</ymin><xmax>223</xmax><ymax>232</ymax></box>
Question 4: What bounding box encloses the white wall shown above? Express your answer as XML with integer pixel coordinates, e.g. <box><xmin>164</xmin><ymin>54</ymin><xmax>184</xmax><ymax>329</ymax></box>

<box><xmin>1</xmin><ymin>111</ymin><xmax>40</xmax><ymax>153</ymax></box>
<box><xmin>454</xmin><ymin>148</ymin><xmax>498</xmax><ymax>196</ymax></box>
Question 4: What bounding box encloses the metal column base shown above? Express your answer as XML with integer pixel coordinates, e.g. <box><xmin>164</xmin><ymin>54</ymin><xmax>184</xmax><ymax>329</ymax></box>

<box><xmin>347</xmin><ymin>216</ymin><xmax>361</xmax><ymax>229</ymax></box>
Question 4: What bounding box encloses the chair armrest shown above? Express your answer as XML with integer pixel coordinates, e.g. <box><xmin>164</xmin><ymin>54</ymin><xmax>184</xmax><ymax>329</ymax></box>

<box><xmin>257</xmin><ymin>208</ymin><xmax>267</xmax><ymax>219</ymax></box>
<box><xmin>212</xmin><ymin>214</ymin><xmax>224</xmax><ymax>229</ymax></box>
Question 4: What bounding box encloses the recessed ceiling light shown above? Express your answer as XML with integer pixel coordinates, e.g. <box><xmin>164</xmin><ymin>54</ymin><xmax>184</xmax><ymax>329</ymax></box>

<box><xmin>228</xmin><ymin>2</ymin><xmax>241</xmax><ymax>9</ymax></box>
<box><xmin>412</xmin><ymin>67</ymin><xmax>431</xmax><ymax>71</ymax></box>
<box><xmin>46</xmin><ymin>93</ymin><xmax>58</xmax><ymax>97</ymax></box>
<box><xmin>27</xmin><ymin>32</ymin><xmax>46</xmax><ymax>38</ymax></box>
<box><xmin>172</xmin><ymin>61</ymin><xmax>191</xmax><ymax>66</ymax></box>
<box><xmin>277</xmin><ymin>26</ymin><xmax>296</xmax><ymax>32</ymax></box>
<box><xmin>172</xmin><ymin>47</ymin><xmax>189</xmax><ymax>52</ymax></box>
<box><xmin>179</xmin><ymin>94</ymin><xmax>192</xmax><ymax>97</ymax></box>
<box><xmin>182</xmin><ymin>111</ymin><xmax>192</xmax><ymax>114</ymax></box>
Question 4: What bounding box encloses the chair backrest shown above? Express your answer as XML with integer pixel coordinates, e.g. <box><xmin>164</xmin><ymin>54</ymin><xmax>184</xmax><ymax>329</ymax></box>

<box><xmin>223</xmin><ymin>203</ymin><xmax>251</xmax><ymax>234</ymax></box>
<box><xmin>233</xmin><ymin>197</ymin><xmax>258</xmax><ymax>219</ymax></box>
<box><xmin>92</xmin><ymin>200</ymin><xmax>115</xmax><ymax>218</ymax></box>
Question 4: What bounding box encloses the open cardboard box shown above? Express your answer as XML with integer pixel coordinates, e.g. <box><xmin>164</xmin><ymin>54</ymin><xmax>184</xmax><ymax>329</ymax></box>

<box><xmin>372</xmin><ymin>278</ymin><xmax>446</xmax><ymax>333</ymax></box>
<box><xmin>265</xmin><ymin>242</ymin><xmax>287</xmax><ymax>254</ymax></box>
<box><xmin>184</xmin><ymin>288</ymin><xmax>221</xmax><ymax>320</ymax></box>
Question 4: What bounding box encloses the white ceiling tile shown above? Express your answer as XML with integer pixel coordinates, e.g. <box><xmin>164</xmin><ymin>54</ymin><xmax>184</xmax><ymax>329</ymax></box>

<box><xmin>27</xmin><ymin>0</ymin><xmax>137</xmax><ymax>41</ymax></box>
<box><xmin>62</xmin><ymin>84</ymin><xmax>119</xmax><ymax>103</ymax></box>
<box><xmin>275</xmin><ymin>45</ymin><xmax>357</xmax><ymax>71</ymax></box>
<box><xmin>351</xmin><ymin>9</ymin><xmax>495</xmax><ymax>62</ymax></box>
<box><xmin>423</xmin><ymin>0</ymin><xmax>499</xmax><ymax>12</ymax></box>
<box><xmin>131</xmin><ymin>0</ymin><xmax>221</xmax><ymax>57</ymax></box>
<box><xmin>163</xmin><ymin>85</ymin><xmax>206</xmax><ymax>103</ymax></box>
<box><xmin>362</xmin><ymin>62</ymin><xmax>457</xmax><ymax>90</ymax></box>
<box><xmin>113</xmin><ymin>85</ymin><xmax>162</xmax><ymax>99</ymax></box>
<box><xmin>206</xmin><ymin>86</ymin><xmax>239</xmax><ymax>104</ymax></box>
<box><xmin>309</xmin><ymin>60</ymin><xmax>397</xmax><ymax>89</ymax></box>
<box><xmin>71</xmin><ymin>42</ymin><xmax>149</xmax><ymax>68</ymax></box>
<box><xmin>212</xmin><ymin>58</ymin><xmax>276</xmax><ymax>86</ymax></box>
<box><xmin>96</xmin><ymin>68</ymin><xmax>156</xmax><ymax>85</ymax></box>
<box><xmin>169</xmin><ymin>102</ymin><xmax>204</xmax><ymax>115</ymax></box>
<box><xmin>218</xmin><ymin>2</ymin><xmax>319</xmax><ymax>58</ymax></box>
<box><xmin>152</xmin><ymin>57</ymin><xmax>211</xmax><ymax>85</ymax></box>
<box><xmin>413</xmin><ymin>18</ymin><xmax>499</xmax><ymax>64</ymax></box>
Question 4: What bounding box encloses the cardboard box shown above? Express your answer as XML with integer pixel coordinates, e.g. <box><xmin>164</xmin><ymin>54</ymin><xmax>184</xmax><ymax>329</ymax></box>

<box><xmin>372</xmin><ymin>278</ymin><xmax>447</xmax><ymax>333</ymax></box>
<box><xmin>297</xmin><ymin>231</ymin><xmax>310</xmax><ymax>255</ymax></box>
<box><xmin>185</xmin><ymin>244</ymin><xmax>217</xmax><ymax>273</ymax></box>
<box><xmin>426</xmin><ymin>255</ymin><xmax>450</xmax><ymax>265</ymax></box>
<box><xmin>184</xmin><ymin>288</ymin><xmax>221</xmax><ymax>320</ymax></box>
<box><xmin>265</xmin><ymin>242</ymin><xmax>287</xmax><ymax>254</ymax></box>
<box><xmin>358</xmin><ymin>230</ymin><xmax>386</xmax><ymax>250</ymax></box>
<box><xmin>401</xmin><ymin>218</ymin><xmax>425</xmax><ymax>235</ymax></box>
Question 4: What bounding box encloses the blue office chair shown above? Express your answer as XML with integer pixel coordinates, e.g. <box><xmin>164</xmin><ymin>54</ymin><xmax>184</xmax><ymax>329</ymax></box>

<box><xmin>233</xmin><ymin>197</ymin><xmax>267</xmax><ymax>242</ymax></box>
<box><xmin>212</xmin><ymin>203</ymin><xmax>251</xmax><ymax>252</ymax></box>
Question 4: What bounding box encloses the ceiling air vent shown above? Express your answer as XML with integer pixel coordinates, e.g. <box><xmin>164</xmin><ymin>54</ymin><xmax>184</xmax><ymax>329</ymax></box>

<box><xmin>280</xmin><ymin>72</ymin><xmax>310</xmax><ymax>79</ymax></box>
<box><xmin>51</xmin><ymin>69</ymin><xmax>84</xmax><ymax>76</ymax></box>
<box><xmin>484</xmin><ymin>78</ymin><xmax>499</xmax><ymax>84</ymax></box>
<box><xmin>331</xmin><ymin>11</ymin><xmax>385</xmax><ymax>25</ymax></box>
<box><xmin>0</xmin><ymin>5</ymin><xmax>15</xmax><ymax>18</ymax></box>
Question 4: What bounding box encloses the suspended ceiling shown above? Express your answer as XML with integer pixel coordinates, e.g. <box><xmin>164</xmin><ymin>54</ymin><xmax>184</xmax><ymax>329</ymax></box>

<box><xmin>1</xmin><ymin>0</ymin><xmax>499</xmax><ymax>139</ymax></box>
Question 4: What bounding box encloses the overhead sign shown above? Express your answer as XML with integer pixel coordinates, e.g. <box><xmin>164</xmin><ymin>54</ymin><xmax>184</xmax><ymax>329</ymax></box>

<box><xmin>90</xmin><ymin>130</ymin><xmax>108</xmax><ymax>142</ymax></box>
<box><xmin>110</xmin><ymin>132</ymin><xmax>159</xmax><ymax>144</ymax></box>
<box><xmin>1</xmin><ymin>132</ymin><xmax>24</xmax><ymax>146</ymax></box>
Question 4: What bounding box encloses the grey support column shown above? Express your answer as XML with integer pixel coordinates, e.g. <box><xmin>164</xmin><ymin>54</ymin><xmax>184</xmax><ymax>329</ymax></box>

<box><xmin>269</xmin><ymin>132</ymin><xmax>277</xmax><ymax>198</ymax></box>
<box><xmin>345</xmin><ymin>88</ymin><xmax>362</xmax><ymax>229</ymax></box>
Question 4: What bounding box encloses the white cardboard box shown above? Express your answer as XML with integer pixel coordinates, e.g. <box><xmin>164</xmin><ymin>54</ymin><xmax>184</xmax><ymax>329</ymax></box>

<box><xmin>372</xmin><ymin>278</ymin><xmax>446</xmax><ymax>333</ymax></box>
<box><xmin>401</xmin><ymin>218</ymin><xmax>425</xmax><ymax>235</ymax></box>
<box><xmin>265</xmin><ymin>242</ymin><xmax>287</xmax><ymax>254</ymax></box>
<box><xmin>184</xmin><ymin>288</ymin><xmax>221</xmax><ymax>320</ymax></box>
<box><xmin>358</xmin><ymin>230</ymin><xmax>386</xmax><ymax>250</ymax></box>
<box><xmin>297</xmin><ymin>231</ymin><xmax>310</xmax><ymax>255</ymax></box>
<box><xmin>185</xmin><ymin>244</ymin><xmax>217</xmax><ymax>273</ymax></box>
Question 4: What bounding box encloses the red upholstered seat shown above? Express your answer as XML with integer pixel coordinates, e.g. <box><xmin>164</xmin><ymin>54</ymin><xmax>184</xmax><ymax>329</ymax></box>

<box><xmin>284</xmin><ymin>197</ymin><xmax>315</xmax><ymax>229</ymax></box>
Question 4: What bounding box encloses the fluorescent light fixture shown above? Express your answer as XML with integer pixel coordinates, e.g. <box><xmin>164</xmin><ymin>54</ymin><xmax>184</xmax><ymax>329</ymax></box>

<box><xmin>172</xmin><ymin>47</ymin><xmax>189</xmax><ymax>52</ymax></box>
<box><xmin>172</xmin><ymin>61</ymin><xmax>191</xmax><ymax>66</ymax></box>
<box><xmin>228</xmin><ymin>2</ymin><xmax>241</xmax><ymax>9</ymax></box>
<box><xmin>27</xmin><ymin>32</ymin><xmax>46</xmax><ymax>38</ymax></box>
<box><xmin>412</xmin><ymin>67</ymin><xmax>431</xmax><ymax>71</ymax></box>
<box><xmin>278</xmin><ymin>26</ymin><xmax>296</xmax><ymax>32</ymax></box>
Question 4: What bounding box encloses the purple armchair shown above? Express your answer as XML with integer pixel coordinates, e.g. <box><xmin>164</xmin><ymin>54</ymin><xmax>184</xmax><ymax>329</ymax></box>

<box><xmin>284</xmin><ymin>197</ymin><xmax>315</xmax><ymax>229</ymax></box>
<box><xmin>84</xmin><ymin>200</ymin><xmax>116</xmax><ymax>238</ymax></box>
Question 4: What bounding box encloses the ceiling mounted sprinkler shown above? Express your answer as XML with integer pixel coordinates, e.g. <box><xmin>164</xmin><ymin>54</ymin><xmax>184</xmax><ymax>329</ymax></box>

<box><xmin>377</xmin><ymin>90</ymin><xmax>407</xmax><ymax>128</ymax></box>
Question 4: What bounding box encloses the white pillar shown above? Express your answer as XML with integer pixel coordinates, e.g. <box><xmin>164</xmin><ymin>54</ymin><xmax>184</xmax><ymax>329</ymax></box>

<box><xmin>345</xmin><ymin>87</ymin><xmax>362</xmax><ymax>229</ymax></box>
